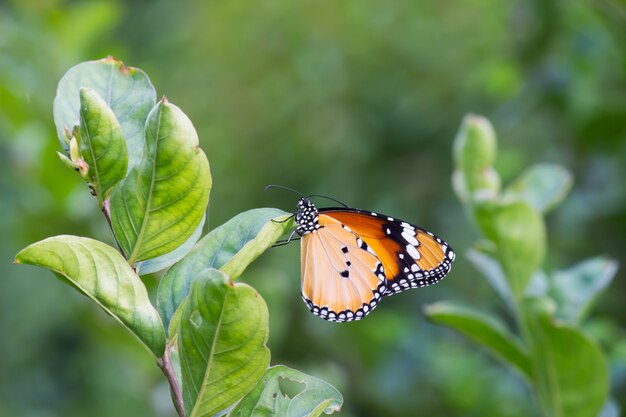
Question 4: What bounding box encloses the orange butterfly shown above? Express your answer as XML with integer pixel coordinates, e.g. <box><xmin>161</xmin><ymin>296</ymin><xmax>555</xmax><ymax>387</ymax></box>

<box><xmin>285</xmin><ymin>193</ymin><xmax>455</xmax><ymax>322</ymax></box>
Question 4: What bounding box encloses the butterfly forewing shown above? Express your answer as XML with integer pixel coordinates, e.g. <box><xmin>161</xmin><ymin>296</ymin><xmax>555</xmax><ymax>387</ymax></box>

<box><xmin>320</xmin><ymin>209</ymin><xmax>455</xmax><ymax>295</ymax></box>
<box><xmin>301</xmin><ymin>215</ymin><xmax>386</xmax><ymax>322</ymax></box>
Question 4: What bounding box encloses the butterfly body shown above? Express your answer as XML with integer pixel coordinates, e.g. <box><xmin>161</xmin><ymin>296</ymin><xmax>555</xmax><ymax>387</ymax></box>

<box><xmin>295</xmin><ymin>197</ymin><xmax>455</xmax><ymax>322</ymax></box>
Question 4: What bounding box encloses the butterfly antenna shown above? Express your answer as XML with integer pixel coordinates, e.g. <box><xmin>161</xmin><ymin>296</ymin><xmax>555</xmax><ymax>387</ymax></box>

<box><xmin>264</xmin><ymin>184</ymin><xmax>305</xmax><ymax>198</ymax></box>
<box><xmin>307</xmin><ymin>194</ymin><xmax>349</xmax><ymax>208</ymax></box>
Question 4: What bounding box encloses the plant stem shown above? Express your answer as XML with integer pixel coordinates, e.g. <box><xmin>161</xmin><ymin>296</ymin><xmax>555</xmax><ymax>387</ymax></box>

<box><xmin>159</xmin><ymin>345</ymin><xmax>186</xmax><ymax>417</ymax></box>
<box><xmin>101</xmin><ymin>198</ymin><xmax>126</xmax><ymax>257</ymax></box>
<box><xmin>102</xmin><ymin>198</ymin><xmax>113</xmax><ymax>228</ymax></box>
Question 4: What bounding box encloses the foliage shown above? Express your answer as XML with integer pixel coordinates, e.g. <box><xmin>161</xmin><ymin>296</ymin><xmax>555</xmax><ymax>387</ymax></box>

<box><xmin>14</xmin><ymin>58</ymin><xmax>341</xmax><ymax>417</ymax></box>
<box><xmin>228</xmin><ymin>365</ymin><xmax>343</xmax><ymax>417</ymax></box>
<box><xmin>425</xmin><ymin>115</ymin><xmax>619</xmax><ymax>417</ymax></box>
<box><xmin>178</xmin><ymin>270</ymin><xmax>269</xmax><ymax>417</ymax></box>
<box><xmin>3</xmin><ymin>1</ymin><xmax>626</xmax><ymax>416</ymax></box>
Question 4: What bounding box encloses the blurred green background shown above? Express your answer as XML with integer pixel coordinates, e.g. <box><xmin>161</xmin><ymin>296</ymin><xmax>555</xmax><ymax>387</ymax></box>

<box><xmin>2</xmin><ymin>0</ymin><xmax>626</xmax><ymax>416</ymax></box>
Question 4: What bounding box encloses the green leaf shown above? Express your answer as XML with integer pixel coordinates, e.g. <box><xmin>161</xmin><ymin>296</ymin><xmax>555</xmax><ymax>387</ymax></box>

<box><xmin>454</xmin><ymin>114</ymin><xmax>497</xmax><ymax>173</ymax></box>
<box><xmin>472</xmin><ymin>200</ymin><xmax>501</xmax><ymax>242</ymax></box>
<box><xmin>78</xmin><ymin>87</ymin><xmax>128</xmax><ymax>206</ymax></box>
<box><xmin>521</xmin><ymin>297</ymin><xmax>609</xmax><ymax>417</ymax></box>
<box><xmin>157</xmin><ymin>208</ymin><xmax>292</xmax><ymax>332</ymax></box>
<box><xmin>424</xmin><ymin>301</ymin><xmax>532</xmax><ymax>379</ymax></box>
<box><xmin>57</xmin><ymin>150</ymin><xmax>78</xmax><ymax>170</ymax></box>
<box><xmin>550</xmin><ymin>257</ymin><xmax>618</xmax><ymax>324</ymax></box>
<box><xmin>452</xmin><ymin>114</ymin><xmax>501</xmax><ymax>201</ymax></box>
<box><xmin>483</xmin><ymin>201</ymin><xmax>546</xmax><ymax>299</ymax></box>
<box><xmin>14</xmin><ymin>235</ymin><xmax>165</xmax><ymax>357</ymax></box>
<box><xmin>110</xmin><ymin>98</ymin><xmax>211</xmax><ymax>265</ymax></box>
<box><xmin>504</xmin><ymin>163</ymin><xmax>573</xmax><ymax>213</ymax></box>
<box><xmin>220</xmin><ymin>214</ymin><xmax>294</xmax><ymax>280</ymax></box>
<box><xmin>466</xmin><ymin>245</ymin><xmax>513</xmax><ymax>308</ymax></box>
<box><xmin>178</xmin><ymin>269</ymin><xmax>270</xmax><ymax>417</ymax></box>
<box><xmin>525</xmin><ymin>270</ymin><xmax>549</xmax><ymax>297</ymax></box>
<box><xmin>53</xmin><ymin>56</ymin><xmax>156</xmax><ymax>169</ymax></box>
<box><xmin>452</xmin><ymin>168</ymin><xmax>501</xmax><ymax>205</ymax></box>
<box><xmin>228</xmin><ymin>365</ymin><xmax>343</xmax><ymax>417</ymax></box>
<box><xmin>134</xmin><ymin>213</ymin><xmax>205</xmax><ymax>276</ymax></box>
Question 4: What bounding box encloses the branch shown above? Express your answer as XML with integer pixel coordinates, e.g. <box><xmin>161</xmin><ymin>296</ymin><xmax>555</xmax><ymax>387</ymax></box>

<box><xmin>158</xmin><ymin>344</ymin><xmax>186</xmax><ymax>417</ymax></box>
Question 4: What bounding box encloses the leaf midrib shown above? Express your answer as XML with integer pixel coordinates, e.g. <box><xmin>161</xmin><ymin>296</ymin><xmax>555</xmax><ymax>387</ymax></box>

<box><xmin>191</xmin><ymin>286</ymin><xmax>227</xmax><ymax>417</ymax></box>
<box><xmin>530</xmin><ymin>315</ymin><xmax>563</xmax><ymax>417</ymax></box>
<box><xmin>106</xmin><ymin>62</ymin><xmax>114</xmax><ymax>105</ymax></box>
<box><xmin>128</xmin><ymin>105</ymin><xmax>162</xmax><ymax>264</ymax></box>
<box><xmin>80</xmin><ymin>109</ymin><xmax>103</xmax><ymax>205</ymax></box>
<box><xmin>539</xmin><ymin>331</ymin><xmax>562</xmax><ymax>417</ymax></box>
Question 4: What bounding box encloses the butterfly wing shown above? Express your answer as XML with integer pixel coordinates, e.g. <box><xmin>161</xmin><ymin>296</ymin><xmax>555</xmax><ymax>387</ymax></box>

<box><xmin>301</xmin><ymin>214</ymin><xmax>387</xmax><ymax>322</ymax></box>
<box><xmin>320</xmin><ymin>208</ymin><xmax>455</xmax><ymax>295</ymax></box>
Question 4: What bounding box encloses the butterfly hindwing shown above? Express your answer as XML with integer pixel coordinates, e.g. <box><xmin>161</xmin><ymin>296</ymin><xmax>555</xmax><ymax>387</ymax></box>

<box><xmin>379</xmin><ymin>220</ymin><xmax>455</xmax><ymax>294</ymax></box>
<box><xmin>301</xmin><ymin>214</ymin><xmax>386</xmax><ymax>322</ymax></box>
<box><xmin>319</xmin><ymin>208</ymin><xmax>455</xmax><ymax>295</ymax></box>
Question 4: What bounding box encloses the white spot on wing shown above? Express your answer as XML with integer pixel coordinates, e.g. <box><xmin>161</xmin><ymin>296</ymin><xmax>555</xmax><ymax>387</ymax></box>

<box><xmin>407</xmin><ymin>245</ymin><xmax>421</xmax><ymax>260</ymax></box>
<box><xmin>401</xmin><ymin>231</ymin><xmax>419</xmax><ymax>246</ymax></box>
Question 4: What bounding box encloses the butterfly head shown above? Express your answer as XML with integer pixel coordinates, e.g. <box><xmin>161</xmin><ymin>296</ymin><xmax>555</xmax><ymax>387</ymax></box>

<box><xmin>295</xmin><ymin>198</ymin><xmax>320</xmax><ymax>236</ymax></box>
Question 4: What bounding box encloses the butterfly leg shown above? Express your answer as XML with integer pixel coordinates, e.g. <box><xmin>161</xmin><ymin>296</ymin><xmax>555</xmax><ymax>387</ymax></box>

<box><xmin>272</xmin><ymin>229</ymin><xmax>300</xmax><ymax>247</ymax></box>
<box><xmin>271</xmin><ymin>214</ymin><xmax>295</xmax><ymax>224</ymax></box>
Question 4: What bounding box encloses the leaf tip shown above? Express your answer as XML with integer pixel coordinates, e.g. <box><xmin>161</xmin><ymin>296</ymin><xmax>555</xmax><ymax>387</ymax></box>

<box><xmin>422</xmin><ymin>303</ymin><xmax>439</xmax><ymax>316</ymax></box>
<box><xmin>78</xmin><ymin>86</ymin><xmax>94</xmax><ymax>103</ymax></box>
<box><xmin>464</xmin><ymin>113</ymin><xmax>486</xmax><ymax>124</ymax></box>
<box><xmin>606</xmin><ymin>258</ymin><xmax>619</xmax><ymax>272</ymax></box>
<box><xmin>78</xmin><ymin>85</ymin><xmax>96</xmax><ymax>95</ymax></box>
<box><xmin>100</xmin><ymin>56</ymin><xmax>130</xmax><ymax>74</ymax></box>
<box><xmin>63</xmin><ymin>126</ymin><xmax>72</xmax><ymax>141</ymax></box>
<box><xmin>102</xmin><ymin>55</ymin><xmax>121</xmax><ymax>66</ymax></box>
<box><xmin>161</xmin><ymin>95</ymin><xmax>169</xmax><ymax>105</ymax></box>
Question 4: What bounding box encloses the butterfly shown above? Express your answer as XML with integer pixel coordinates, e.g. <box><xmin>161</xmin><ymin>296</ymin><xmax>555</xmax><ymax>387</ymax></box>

<box><xmin>282</xmin><ymin>192</ymin><xmax>455</xmax><ymax>322</ymax></box>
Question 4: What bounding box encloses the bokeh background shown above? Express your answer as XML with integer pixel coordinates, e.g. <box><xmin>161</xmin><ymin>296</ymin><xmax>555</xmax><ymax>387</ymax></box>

<box><xmin>2</xmin><ymin>0</ymin><xmax>626</xmax><ymax>416</ymax></box>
